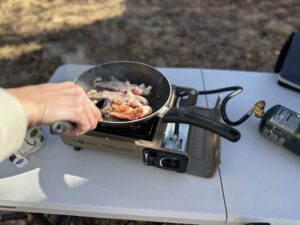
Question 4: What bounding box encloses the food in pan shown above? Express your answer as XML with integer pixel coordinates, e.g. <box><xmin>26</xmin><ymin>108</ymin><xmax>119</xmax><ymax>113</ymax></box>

<box><xmin>87</xmin><ymin>78</ymin><xmax>153</xmax><ymax>121</ymax></box>
<box><xmin>94</xmin><ymin>77</ymin><xmax>152</xmax><ymax>96</ymax></box>
<box><xmin>87</xmin><ymin>90</ymin><xmax>148</xmax><ymax>107</ymax></box>
<box><xmin>110</xmin><ymin>104</ymin><xmax>153</xmax><ymax>121</ymax></box>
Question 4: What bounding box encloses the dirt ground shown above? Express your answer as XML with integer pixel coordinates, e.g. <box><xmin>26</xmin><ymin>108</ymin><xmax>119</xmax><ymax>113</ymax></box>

<box><xmin>1</xmin><ymin>0</ymin><xmax>300</xmax><ymax>224</ymax></box>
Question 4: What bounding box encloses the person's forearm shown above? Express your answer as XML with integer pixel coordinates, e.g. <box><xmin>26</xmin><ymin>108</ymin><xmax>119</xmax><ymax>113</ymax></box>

<box><xmin>7</xmin><ymin>82</ymin><xmax>101</xmax><ymax>136</ymax></box>
<box><xmin>0</xmin><ymin>88</ymin><xmax>28</xmax><ymax>161</ymax></box>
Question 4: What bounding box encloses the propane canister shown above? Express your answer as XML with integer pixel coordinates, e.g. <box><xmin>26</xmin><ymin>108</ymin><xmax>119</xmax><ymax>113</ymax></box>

<box><xmin>257</xmin><ymin>104</ymin><xmax>300</xmax><ymax>156</ymax></box>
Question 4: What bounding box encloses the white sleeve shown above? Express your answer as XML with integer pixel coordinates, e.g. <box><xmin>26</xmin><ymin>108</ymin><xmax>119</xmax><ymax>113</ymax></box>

<box><xmin>0</xmin><ymin>88</ymin><xmax>28</xmax><ymax>161</ymax></box>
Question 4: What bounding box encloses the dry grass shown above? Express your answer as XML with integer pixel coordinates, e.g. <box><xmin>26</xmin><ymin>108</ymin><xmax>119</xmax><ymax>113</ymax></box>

<box><xmin>0</xmin><ymin>0</ymin><xmax>126</xmax><ymax>35</ymax></box>
<box><xmin>1</xmin><ymin>0</ymin><xmax>300</xmax><ymax>88</ymax></box>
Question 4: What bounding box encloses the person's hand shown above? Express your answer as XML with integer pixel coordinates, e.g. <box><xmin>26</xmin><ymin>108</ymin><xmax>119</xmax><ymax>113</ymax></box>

<box><xmin>7</xmin><ymin>82</ymin><xmax>102</xmax><ymax>135</ymax></box>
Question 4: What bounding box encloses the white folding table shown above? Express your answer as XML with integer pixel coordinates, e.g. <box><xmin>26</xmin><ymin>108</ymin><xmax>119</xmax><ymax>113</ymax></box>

<box><xmin>0</xmin><ymin>65</ymin><xmax>299</xmax><ymax>225</ymax></box>
<box><xmin>203</xmin><ymin>69</ymin><xmax>300</xmax><ymax>225</ymax></box>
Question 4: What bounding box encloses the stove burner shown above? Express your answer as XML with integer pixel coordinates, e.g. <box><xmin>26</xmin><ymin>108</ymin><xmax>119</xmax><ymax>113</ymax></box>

<box><xmin>91</xmin><ymin>117</ymin><xmax>159</xmax><ymax>141</ymax></box>
<box><xmin>89</xmin><ymin>86</ymin><xmax>198</xmax><ymax>141</ymax></box>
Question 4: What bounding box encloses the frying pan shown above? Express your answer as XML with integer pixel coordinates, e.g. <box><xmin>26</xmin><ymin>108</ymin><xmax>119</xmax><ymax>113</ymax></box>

<box><xmin>50</xmin><ymin>61</ymin><xmax>240</xmax><ymax>142</ymax></box>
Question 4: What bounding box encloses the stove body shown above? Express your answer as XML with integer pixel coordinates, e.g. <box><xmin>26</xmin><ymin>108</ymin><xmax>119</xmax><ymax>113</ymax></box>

<box><xmin>60</xmin><ymin>86</ymin><xmax>221</xmax><ymax>178</ymax></box>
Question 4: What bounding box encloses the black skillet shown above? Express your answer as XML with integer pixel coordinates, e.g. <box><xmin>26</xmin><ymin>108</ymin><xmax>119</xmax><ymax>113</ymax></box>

<box><xmin>50</xmin><ymin>61</ymin><xmax>241</xmax><ymax>142</ymax></box>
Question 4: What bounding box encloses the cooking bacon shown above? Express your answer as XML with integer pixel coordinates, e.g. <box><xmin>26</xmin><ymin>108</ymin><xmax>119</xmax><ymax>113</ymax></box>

<box><xmin>94</xmin><ymin>77</ymin><xmax>152</xmax><ymax>96</ymax></box>
<box><xmin>110</xmin><ymin>104</ymin><xmax>153</xmax><ymax>121</ymax></box>
<box><xmin>87</xmin><ymin>79</ymin><xmax>153</xmax><ymax>121</ymax></box>
<box><xmin>111</xmin><ymin>103</ymin><xmax>133</xmax><ymax>114</ymax></box>
<box><xmin>87</xmin><ymin>90</ymin><xmax>148</xmax><ymax>107</ymax></box>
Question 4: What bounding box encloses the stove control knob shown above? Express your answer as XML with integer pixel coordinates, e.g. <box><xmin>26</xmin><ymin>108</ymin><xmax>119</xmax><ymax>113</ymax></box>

<box><xmin>159</xmin><ymin>157</ymin><xmax>180</xmax><ymax>169</ymax></box>
<box><xmin>144</xmin><ymin>151</ymin><xmax>156</xmax><ymax>165</ymax></box>
<box><xmin>143</xmin><ymin>149</ymin><xmax>188</xmax><ymax>173</ymax></box>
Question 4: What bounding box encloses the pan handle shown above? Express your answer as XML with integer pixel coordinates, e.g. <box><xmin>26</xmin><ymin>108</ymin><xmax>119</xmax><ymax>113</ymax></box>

<box><xmin>50</xmin><ymin>98</ymin><xmax>112</xmax><ymax>135</ymax></box>
<box><xmin>50</xmin><ymin>121</ymin><xmax>74</xmax><ymax>135</ymax></box>
<box><xmin>162</xmin><ymin>107</ymin><xmax>241</xmax><ymax>142</ymax></box>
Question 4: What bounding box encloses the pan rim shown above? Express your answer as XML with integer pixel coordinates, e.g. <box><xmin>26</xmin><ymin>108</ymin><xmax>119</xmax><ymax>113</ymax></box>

<box><xmin>75</xmin><ymin>60</ymin><xmax>173</xmax><ymax>125</ymax></box>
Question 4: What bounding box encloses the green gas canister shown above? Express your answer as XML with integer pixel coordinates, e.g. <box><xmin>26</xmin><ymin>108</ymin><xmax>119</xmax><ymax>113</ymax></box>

<box><xmin>255</xmin><ymin>103</ymin><xmax>300</xmax><ymax>156</ymax></box>
<box><xmin>202</xmin><ymin>87</ymin><xmax>300</xmax><ymax>156</ymax></box>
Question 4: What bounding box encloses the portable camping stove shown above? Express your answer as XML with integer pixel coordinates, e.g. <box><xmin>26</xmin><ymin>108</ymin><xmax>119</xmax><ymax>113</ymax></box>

<box><xmin>60</xmin><ymin>86</ymin><xmax>221</xmax><ymax>178</ymax></box>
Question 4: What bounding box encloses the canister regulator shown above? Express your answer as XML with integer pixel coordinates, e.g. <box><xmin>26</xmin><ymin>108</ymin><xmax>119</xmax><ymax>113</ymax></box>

<box><xmin>198</xmin><ymin>86</ymin><xmax>300</xmax><ymax>156</ymax></box>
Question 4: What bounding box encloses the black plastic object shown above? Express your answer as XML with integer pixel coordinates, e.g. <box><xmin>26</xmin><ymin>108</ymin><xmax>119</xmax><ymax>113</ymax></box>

<box><xmin>259</xmin><ymin>105</ymin><xmax>300</xmax><ymax>156</ymax></box>
<box><xmin>162</xmin><ymin>107</ymin><xmax>241</xmax><ymax>142</ymax></box>
<box><xmin>245</xmin><ymin>223</ymin><xmax>271</xmax><ymax>225</ymax></box>
<box><xmin>275</xmin><ymin>29</ymin><xmax>300</xmax><ymax>91</ymax></box>
<box><xmin>143</xmin><ymin>148</ymin><xmax>188</xmax><ymax>173</ymax></box>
